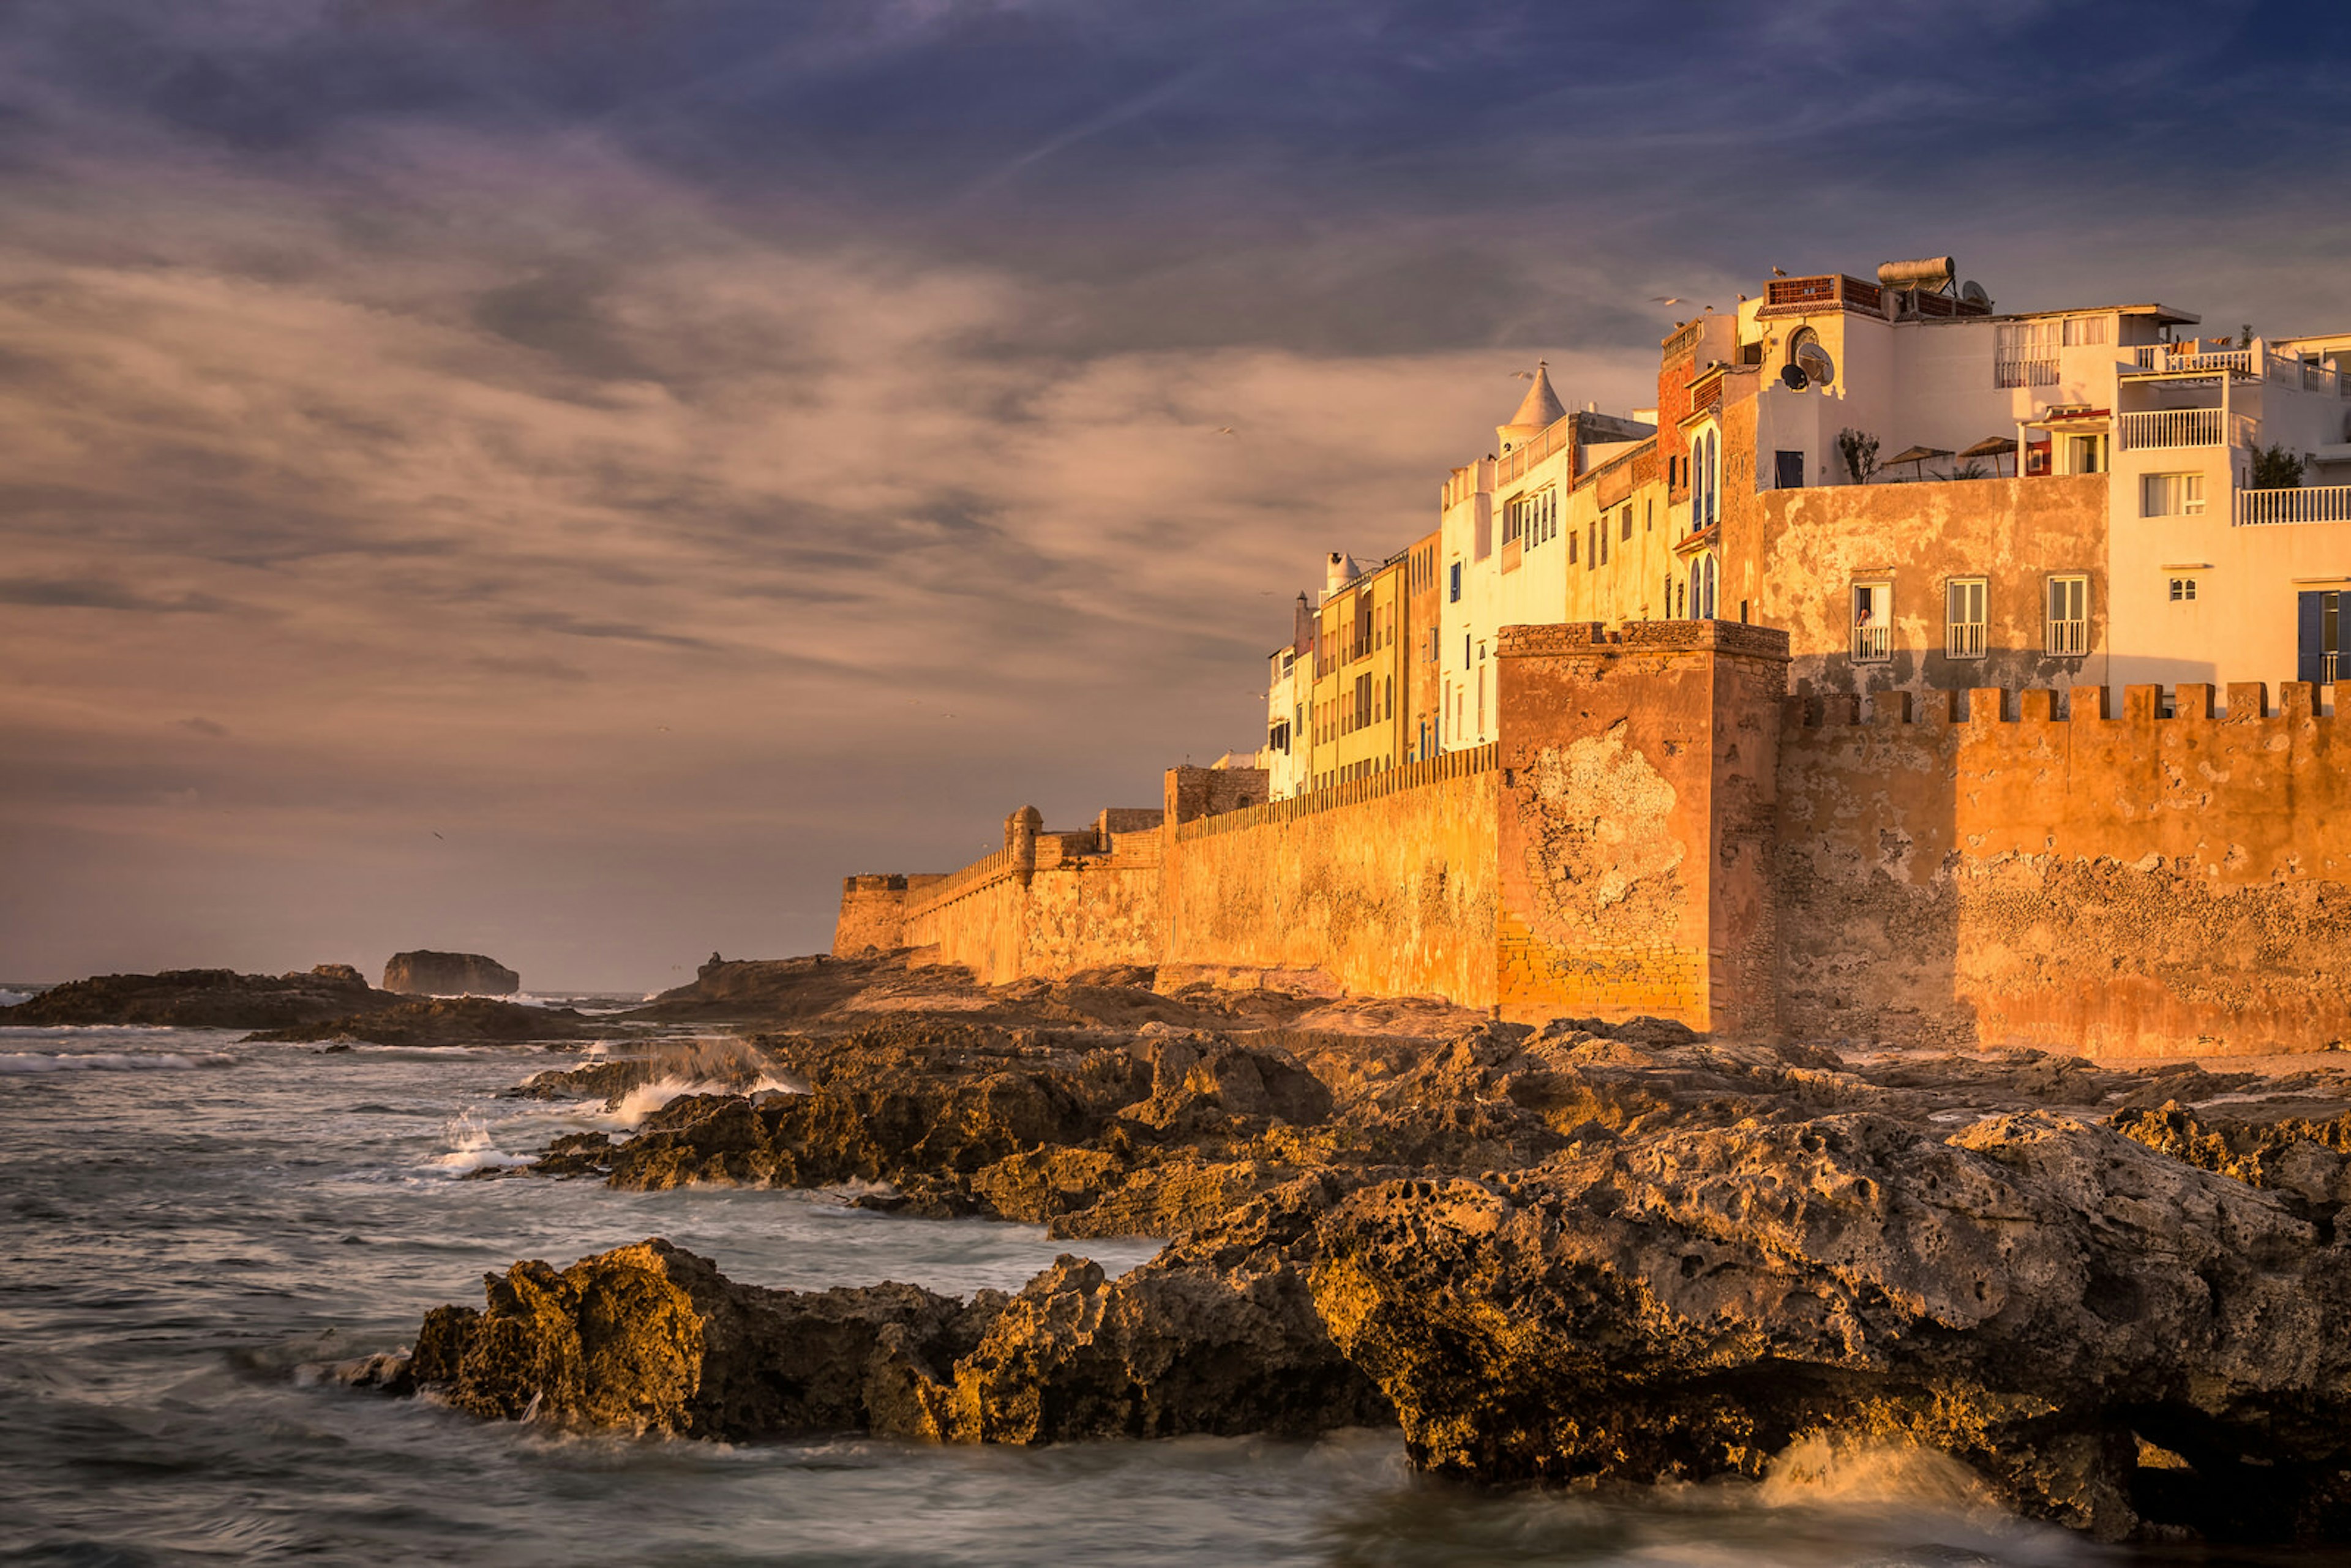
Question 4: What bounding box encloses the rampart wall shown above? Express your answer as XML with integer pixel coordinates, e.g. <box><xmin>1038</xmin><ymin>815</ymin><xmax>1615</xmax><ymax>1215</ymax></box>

<box><xmin>1777</xmin><ymin>681</ymin><xmax>2351</xmax><ymax>1056</ymax></box>
<box><xmin>1164</xmin><ymin>746</ymin><xmax>1501</xmax><ymax>1003</ymax></box>
<box><xmin>839</xmin><ymin>628</ymin><xmax>2351</xmax><ymax>1055</ymax></box>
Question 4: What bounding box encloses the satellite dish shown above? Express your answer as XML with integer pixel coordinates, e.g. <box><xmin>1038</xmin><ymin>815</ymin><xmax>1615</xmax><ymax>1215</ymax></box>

<box><xmin>1796</xmin><ymin>341</ymin><xmax>1836</xmax><ymax>386</ymax></box>
<box><xmin>1961</xmin><ymin>280</ymin><xmax>1991</xmax><ymax>309</ymax></box>
<box><xmin>1780</xmin><ymin>362</ymin><xmax>1809</xmax><ymax>391</ymax></box>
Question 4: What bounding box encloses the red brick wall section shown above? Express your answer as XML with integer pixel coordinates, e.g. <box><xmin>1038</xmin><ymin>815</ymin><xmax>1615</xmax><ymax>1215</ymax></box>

<box><xmin>1777</xmin><ymin>681</ymin><xmax>2351</xmax><ymax>1055</ymax></box>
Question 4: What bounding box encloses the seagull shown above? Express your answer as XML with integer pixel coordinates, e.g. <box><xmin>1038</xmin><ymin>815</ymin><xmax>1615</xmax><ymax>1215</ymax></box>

<box><xmin>432</xmin><ymin>831</ymin><xmax>444</xmax><ymax>841</ymax></box>
<box><xmin>1650</xmin><ymin>296</ymin><xmax>1682</xmax><ymax>305</ymax></box>
<box><xmin>1737</xmin><ymin>293</ymin><xmax>1748</xmax><ymax>302</ymax></box>
<box><xmin>1771</xmin><ymin>266</ymin><xmax>1789</xmax><ymax>277</ymax></box>
<box><xmin>1215</xmin><ymin>427</ymin><xmax>1237</xmax><ymax>436</ymax></box>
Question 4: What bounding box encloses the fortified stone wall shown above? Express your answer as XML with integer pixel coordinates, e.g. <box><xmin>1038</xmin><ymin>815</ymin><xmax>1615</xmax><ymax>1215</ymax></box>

<box><xmin>833</xmin><ymin>875</ymin><xmax>910</xmax><ymax>956</ymax></box>
<box><xmin>842</xmin><ymin>632</ymin><xmax>2351</xmax><ymax>1054</ymax></box>
<box><xmin>1164</xmin><ymin>746</ymin><xmax>1501</xmax><ymax>1005</ymax></box>
<box><xmin>1492</xmin><ymin>620</ymin><xmax>1787</xmax><ymax>1031</ymax></box>
<box><xmin>1777</xmin><ymin>681</ymin><xmax>2351</xmax><ymax>1056</ymax></box>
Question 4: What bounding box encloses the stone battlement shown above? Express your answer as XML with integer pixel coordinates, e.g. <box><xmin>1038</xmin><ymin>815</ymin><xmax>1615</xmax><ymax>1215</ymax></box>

<box><xmin>838</xmin><ymin>621</ymin><xmax>2351</xmax><ymax>1054</ymax></box>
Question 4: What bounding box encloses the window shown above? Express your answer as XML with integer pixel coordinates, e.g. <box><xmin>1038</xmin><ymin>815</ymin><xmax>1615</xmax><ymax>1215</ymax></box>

<box><xmin>1690</xmin><ymin>555</ymin><xmax>1718</xmax><ymax>621</ymax></box>
<box><xmin>1449</xmin><ymin>561</ymin><xmax>1461</xmax><ymax>602</ymax></box>
<box><xmin>1569</xmin><ymin>528</ymin><xmax>1578</xmax><ymax>564</ymax></box>
<box><xmin>1946</xmin><ymin>577</ymin><xmax>1987</xmax><ymax>659</ymax></box>
<box><xmin>2062</xmin><ymin>316</ymin><xmax>2109</xmax><ymax>348</ymax></box>
<box><xmin>2142</xmin><ymin>472</ymin><xmax>2205</xmax><ymax>517</ymax></box>
<box><xmin>2298</xmin><ymin>590</ymin><xmax>2341</xmax><ymax>685</ymax></box>
<box><xmin>2169</xmin><ymin>577</ymin><xmax>2197</xmax><ymax>602</ymax></box>
<box><xmin>1689</xmin><ymin>429</ymin><xmax>1720</xmax><ymax>532</ymax></box>
<box><xmin>1995</xmin><ymin>320</ymin><xmax>2060</xmax><ymax>388</ymax></box>
<box><xmin>1505</xmin><ymin>488</ymin><xmax>1558</xmax><ymax>549</ymax></box>
<box><xmin>1621</xmin><ymin>505</ymin><xmax>1634</xmax><ymax>543</ymax></box>
<box><xmin>1852</xmin><ymin>582</ymin><xmax>1892</xmax><ymax>662</ymax></box>
<box><xmin>1354</xmin><ymin>672</ymin><xmax>1371</xmax><ymax>729</ymax></box>
<box><xmin>2047</xmin><ymin>574</ymin><xmax>2090</xmax><ymax>656</ymax></box>
<box><xmin>1775</xmin><ymin>451</ymin><xmax>1805</xmax><ymax>489</ymax></box>
<box><xmin>1599</xmin><ymin>515</ymin><xmax>1608</xmax><ymax>565</ymax></box>
<box><xmin>2065</xmin><ymin>433</ymin><xmax>2106</xmax><ymax>475</ymax></box>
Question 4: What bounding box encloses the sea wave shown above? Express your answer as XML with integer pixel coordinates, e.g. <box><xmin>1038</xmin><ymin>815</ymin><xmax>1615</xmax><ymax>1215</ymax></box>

<box><xmin>606</xmin><ymin>1073</ymin><xmax>804</xmax><ymax>1128</ymax></box>
<box><xmin>0</xmin><ymin>1049</ymin><xmax>239</xmax><ymax>1074</ymax></box>
<box><xmin>0</xmin><ymin>988</ymin><xmax>31</xmax><ymax>1007</ymax></box>
<box><xmin>425</xmin><ymin>1113</ymin><xmax>534</xmax><ymax>1175</ymax></box>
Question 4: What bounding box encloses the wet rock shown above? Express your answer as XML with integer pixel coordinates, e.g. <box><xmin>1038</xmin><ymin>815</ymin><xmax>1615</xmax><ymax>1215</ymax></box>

<box><xmin>0</xmin><ymin>965</ymin><xmax>401</xmax><ymax>1028</ymax></box>
<box><xmin>246</xmin><ymin>996</ymin><xmax>596</xmax><ymax>1046</ymax></box>
<box><xmin>405</xmin><ymin>1238</ymin><xmax>999</xmax><ymax>1438</ymax></box>
<box><xmin>1307</xmin><ymin>1110</ymin><xmax>2351</xmax><ymax>1542</ymax></box>
<box><xmin>383</xmin><ymin>951</ymin><xmax>520</xmax><ymax>997</ymax></box>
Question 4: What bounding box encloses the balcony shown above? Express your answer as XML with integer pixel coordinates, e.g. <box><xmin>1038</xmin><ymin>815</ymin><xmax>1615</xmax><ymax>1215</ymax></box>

<box><xmin>2117</xmin><ymin>408</ymin><xmax>2257</xmax><ymax>451</ymax></box>
<box><xmin>2127</xmin><ymin>343</ymin><xmax>2254</xmax><ymax>377</ymax></box>
<box><xmin>1851</xmin><ymin>623</ymin><xmax>1890</xmax><ymax>662</ymax></box>
<box><xmin>2236</xmin><ymin>484</ymin><xmax>2351</xmax><ymax>527</ymax></box>
<box><xmin>2048</xmin><ymin>618</ymin><xmax>2089</xmax><ymax>657</ymax></box>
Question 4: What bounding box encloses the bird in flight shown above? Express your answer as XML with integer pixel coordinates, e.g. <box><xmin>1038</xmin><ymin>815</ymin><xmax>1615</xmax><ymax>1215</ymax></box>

<box><xmin>432</xmin><ymin>831</ymin><xmax>444</xmax><ymax>841</ymax></box>
<box><xmin>1650</xmin><ymin>296</ymin><xmax>1683</xmax><ymax>305</ymax></box>
<box><xmin>1771</xmin><ymin>266</ymin><xmax>1790</xmax><ymax>277</ymax></box>
<box><xmin>1215</xmin><ymin>427</ymin><xmax>1237</xmax><ymax>436</ymax></box>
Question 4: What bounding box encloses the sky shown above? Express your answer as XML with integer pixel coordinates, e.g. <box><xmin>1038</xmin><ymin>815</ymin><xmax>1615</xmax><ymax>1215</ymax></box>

<box><xmin>4</xmin><ymin>0</ymin><xmax>2349</xmax><ymax>990</ymax></box>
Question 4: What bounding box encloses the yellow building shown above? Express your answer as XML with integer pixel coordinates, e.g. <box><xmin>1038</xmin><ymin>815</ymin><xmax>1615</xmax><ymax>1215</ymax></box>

<box><xmin>1304</xmin><ymin>550</ymin><xmax>1411</xmax><ymax>791</ymax></box>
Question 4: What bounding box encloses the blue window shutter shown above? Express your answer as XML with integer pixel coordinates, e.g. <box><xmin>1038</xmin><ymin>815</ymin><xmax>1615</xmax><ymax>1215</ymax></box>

<box><xmin>2300</xmin><ymin>592</ymin><xmax>2327</xmax><ymax>685</ymax></box>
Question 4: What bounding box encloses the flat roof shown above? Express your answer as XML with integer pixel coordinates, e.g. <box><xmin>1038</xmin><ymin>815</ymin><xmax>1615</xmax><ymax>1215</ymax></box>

<box><xmin>1930</xmin><ymin>302</ymin><xmax>2202</xmax><ymax>328</ymax></box>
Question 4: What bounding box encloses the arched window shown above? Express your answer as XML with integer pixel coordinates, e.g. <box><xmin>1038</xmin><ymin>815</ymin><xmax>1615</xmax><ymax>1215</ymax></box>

<box><xmin>1787</xmin><ymin>326</ymin><xmax>1818</xmax><ymax>370</ymax></box>
<box><xmin>1704</xmin><ymin>430</ymin><xmax>1720</xmax><ymax>528</ymax></box>
<box><xmin>1690</xmin><ymin>554</ymin><xmax>1719</xmax><ymax>621</ymax></box>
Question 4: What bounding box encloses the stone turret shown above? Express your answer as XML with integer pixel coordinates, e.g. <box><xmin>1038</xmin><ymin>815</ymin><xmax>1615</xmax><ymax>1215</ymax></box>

<box><xmin>1497</xmin><ymin>359</ymin><xmax>1566</xmax><ymax>453</ymax></box>
<box><xmin>1005</xmin><ymin>805</ymin><xmax>1042</xmax><ymax>885</ymax></box>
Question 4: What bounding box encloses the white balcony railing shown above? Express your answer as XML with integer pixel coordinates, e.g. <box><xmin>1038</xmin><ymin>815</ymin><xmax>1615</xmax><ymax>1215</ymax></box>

<box><xmin>2047</xmin><ymin>618</ymin><xmax>2089</xmax><ymax>657</ymax></box>
<box><xmin>2236</xmin><ymin>484</ymin><xmax>2351</xmax><ymax>527</ymax></box>
<box><xmin>1946</xmin><ymin>621</ymin><xmax>1986</xmax><ymax>659</ymax></box>
<box><xmin>2129</xmin><ymin>344</ymin><xmax>2254</xmax><ymax>375</ymax></box>
<box><xmin>2118</xmin><ymin>408</ymin><xmax>2224</xmax><ymax>450</ymax></box>
<box><xmin>2328</xmin><ymin>651</ymin><xmax>2342</xmax><ymax>685</ymax></box>
<box><xmin>1852</xmin><ymin>624</ymin><xmax>1890</xmax><ymax>662</ymax></box>
<box><xmin>1994</xmin><ymin>355</ymin><xmax>2058</xmax><ymax>389</ymax></box>
<box><xmin>2265</xmin><ymin>351</ymin><xmax>2347</xmax><ymax>397</ymax></box>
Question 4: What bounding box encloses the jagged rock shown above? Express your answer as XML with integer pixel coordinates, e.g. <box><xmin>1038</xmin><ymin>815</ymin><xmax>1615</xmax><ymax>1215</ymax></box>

<box><xmin>388</xmin><ymin>1236</ymin><xmax>1382</xmax><ymax>1447</ymax></box>
<box><xmin>383</xmin><ymin>950</ymin><xmax>520</xmax><ymax>996</ymax></box>
<box><xmin>403</xmin><ymin>1239</ymin><xmax>1000</xmax><ymax>1438</ymax></box>
<box><xmin>0</xmin><ymin>964</ymin><xmax>400</xmax><ymax>1027</ymax></box>
<box><xmin>1307</xmin><ymin>1110</ymin><xmax>2351</xmax><ymax>1542</ymax></box>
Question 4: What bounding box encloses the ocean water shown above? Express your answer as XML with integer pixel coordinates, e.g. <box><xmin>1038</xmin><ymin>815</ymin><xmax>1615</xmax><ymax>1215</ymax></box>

<box><xmin>1</xmin><ymin>1024</ymin><xmax>2117</xmax><ymax>1567</ymax></box>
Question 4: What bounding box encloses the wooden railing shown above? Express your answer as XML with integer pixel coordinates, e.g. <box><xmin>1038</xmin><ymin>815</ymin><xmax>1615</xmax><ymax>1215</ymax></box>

<box><xmin>2235</xmin><ymin>485</ymin><xmax>2351</xmax><ymax>527</ymax></box>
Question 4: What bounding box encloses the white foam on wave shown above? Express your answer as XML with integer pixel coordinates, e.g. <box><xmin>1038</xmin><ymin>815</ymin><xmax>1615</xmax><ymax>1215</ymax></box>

<box><xmin>0</xmin><ymin>989</ymin><xmax>31</xmax><ymax>1007</ymax></box>
<box><xmin>425</xmin><ymin>1112</ymin><xmax>535</xmax><ymax>1175</ymax></box>
<box><xmin>1757</xmin><ymin>1435</ymin><xmax>1995</xmax><ymax>1511</ymax></box>
<box><xmin>604</xmin><ymin>1073</ymin><xmax>804</xmax><ymax>1129</ymax></box>
<box><xmin>0</xmin><ymin>1049</ymin><xmax>239</xmax><ymax>1074</ymax></box>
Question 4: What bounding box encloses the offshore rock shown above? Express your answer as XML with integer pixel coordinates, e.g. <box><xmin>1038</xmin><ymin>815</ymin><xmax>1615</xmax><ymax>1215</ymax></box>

<box><xmin>383</xmin><ymin>950</ymin><xmax>520</xmax><ymax>996</ymax></box>
<box><xmin>387</xmin><ymin>1236</ymin><xmax>1384</xmax><ymax>1445</ymax></box>
<box><xmin>246</xmin><ymin>996</ymin><xmax>597</xmax><ymax>1046</ymax></box>
<box><xmin>0</xmin><ymin>964</ymin><xmax>400</xmax><ymax>1028</ymax></box>
<box><xmin>403</xmin><ymin>1239</ymin><xmax>998</xmax><ymax>1438</ymax></box>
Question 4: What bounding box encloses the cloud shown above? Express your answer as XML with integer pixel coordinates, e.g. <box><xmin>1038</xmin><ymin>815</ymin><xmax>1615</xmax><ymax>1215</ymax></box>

<box><xmin>0</xmin><ymin>0</ymin><xmax>2345</xmax><ymax>985</ymax></box>
<box><xmin>0</xmin><ymin>577</ymin><xmax>233</xmax><ymax>613</ymax></box>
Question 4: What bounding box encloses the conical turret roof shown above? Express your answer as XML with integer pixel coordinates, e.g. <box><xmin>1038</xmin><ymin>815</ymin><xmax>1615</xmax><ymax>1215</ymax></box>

<box><xmin>1504</xmin><ymin>360</ymin><xmax>1565</xmax><ymax>435</ymax></box>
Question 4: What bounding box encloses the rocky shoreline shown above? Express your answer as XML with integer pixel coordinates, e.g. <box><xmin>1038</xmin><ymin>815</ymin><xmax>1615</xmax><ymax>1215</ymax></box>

<box><xmin>318</xmin><ymin>952</ymin><xmax>2351</xmax><ymax>1546</ymax></box>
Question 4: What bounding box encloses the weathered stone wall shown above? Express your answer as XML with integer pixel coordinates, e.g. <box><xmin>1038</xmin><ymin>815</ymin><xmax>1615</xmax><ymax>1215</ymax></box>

<box><xmin>1492</xmin><ymin>620</ymin><xmax>1787</xmax><ymax>1033</ymax></box>
<box><xmin>832</xmin><ymin>875</ymin><xmax>910</xmax><ymax>956</ymax></box>
<box><xmin>1777</xmin><ymin>681</ymin><xmax>2351</xmax><ymax>1056</ymax></box>
<box><xmin>1164</xmin><ymin>748</ymin><xmax>1501</xmax><ymax>1005</ymax></box>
